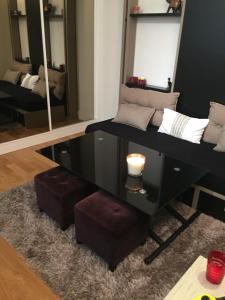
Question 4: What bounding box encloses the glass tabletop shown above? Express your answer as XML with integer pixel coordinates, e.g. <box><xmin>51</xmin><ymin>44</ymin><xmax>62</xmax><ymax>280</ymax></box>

<box><xmin>41</xmin><ymin>130</ymin><xmax>207</xmax><ymax>216</ymax></box>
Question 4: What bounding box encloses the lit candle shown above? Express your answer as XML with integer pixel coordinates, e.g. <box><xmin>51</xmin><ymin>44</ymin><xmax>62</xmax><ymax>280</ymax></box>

<box><xmin>127</xmin><ymin>154</ymin><xmax>146</xmax><ymax>177</ymax></box>
<box><xmin>138</xmin><ymin>77</ymin><xmax>147</xmax><ymax>88</ymax></box>
<box><xmin>206</xmin><ymin>250</ymin><xmax>225</xmax><ymax>284</ymax></box>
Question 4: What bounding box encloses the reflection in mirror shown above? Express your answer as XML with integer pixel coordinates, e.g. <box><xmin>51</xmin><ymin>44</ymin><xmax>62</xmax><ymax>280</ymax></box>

<box><xmin>43</xmin><ymin>0</ymin><xmax>94</xmax><ymax>129</ymax></box>
<box><xmin>0</xmin><ymin>0</ymin><xmax>49</xmax><ymax>143</ymax></box>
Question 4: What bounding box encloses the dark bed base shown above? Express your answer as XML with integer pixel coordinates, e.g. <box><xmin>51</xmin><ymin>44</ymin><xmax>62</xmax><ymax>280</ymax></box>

<box><xmin>86</xmin><ymin>120</ymin><xmax>225</xmax><ymax>223</ymax></box>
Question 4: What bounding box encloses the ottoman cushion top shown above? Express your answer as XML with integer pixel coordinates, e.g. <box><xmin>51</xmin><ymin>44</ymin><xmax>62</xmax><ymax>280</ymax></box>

<box><xmin>35</xmin><ymin>167</ymin><xmax>88</xmax><ymax>200</ymax></box>
<box><xmin>76</xmin><ymin>191</ymin><xmax>140</xmax><ymax>236</ymax></box>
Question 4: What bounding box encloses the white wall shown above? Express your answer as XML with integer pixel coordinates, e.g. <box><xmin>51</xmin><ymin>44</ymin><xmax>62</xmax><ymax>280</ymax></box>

<box><xmin>48</xmin><ymin>0</ymin><xmax>65</xmax><ymax>67</ymax></box>
<box><xmin>17</xmin><ymin>0</ymin><xmax>30</xmax><ymax>60</ymax></box>
<box><xmin>138</xmin><ymin>0</ymin><xmax>168</xmax><ymax>12</ymax></box>
<box><xmin>133</xmin><ymin>0</ymin><xmax>180</xmax><ymax>87</ymax></box>
<box><xmin>49</xmin><ymin>20</ymin><xmax>65</xmax><ymax>67</ymax></box>
<box><xmin>94</xmin><ymin>0</ymin><xmax>124</xmax><ymax>120</ymax></box>
<box><xmin>18</xmin><ymin>19</ymin><xmax>30</xmax><ymax>59</ymax></box>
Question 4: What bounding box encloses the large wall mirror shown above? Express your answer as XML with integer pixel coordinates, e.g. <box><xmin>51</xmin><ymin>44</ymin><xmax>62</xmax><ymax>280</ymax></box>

<box><xmin>0</xmin><ymin>0</ymin><xmax>94</xmax><ymax>144</ymax></box>
<box><xmin>0</xmin><ymin>0</ymin><xmax>49</xmax><ymax>143</ymax></box>
<box><xmin>43</xmin><ymin>0</ymin><xmax>94</xmax><ymax>130</ymax></box>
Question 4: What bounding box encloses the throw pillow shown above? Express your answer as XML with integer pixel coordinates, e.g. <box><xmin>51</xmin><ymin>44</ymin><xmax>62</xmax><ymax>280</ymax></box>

<box><xmin>38</xmin><ymin>65</ymin><xmax>66</xmax><ymax>100</ymax></box>
<box><xmin>21</xmin><ymin>73</ymin><xmax>39</xmax><ymax>90</ymax></box>
<box><xmin>112</xmin><ymin>103</ymin><xmax>155</xmax><ymax>131</ymax></box>
<box><xmin>119</xmin><ymin>84</ymin><xmax>180</xmax><ymax>127</ymax></box>
<box><xmin>214</xmin><ymin>125</ymin><xmax>225</xmax><ymax>152</ymax></box>
<box><xmin>2</xmin><ymin>69</ymin><xmax>21</xmax><ymax>84</ymax></box>
<box><xmin>158</xmin><ymin>108</ymin><xmax>209</xmax><ymax>144</ymax></box>
<box><xmin>32</xmin><ymin>80</ymin><xmax>47</xmax><ymax>98</ymax></box>
<box><xmin>203</xmin><ymin>102</ymin><xmax>225</xmax><ymax>144</ymax></box>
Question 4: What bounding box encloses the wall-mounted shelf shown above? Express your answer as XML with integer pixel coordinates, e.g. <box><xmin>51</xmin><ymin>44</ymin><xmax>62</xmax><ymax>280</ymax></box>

<box><xmin>44</xmin><ymin>14</ymin><xmax>64</xmax><ymax>19</ymax></box>
<box><xmin>126</xmin><ymin>82</ymin><xmax>171</xmax><ymax>93</ymax></box>
<box><xmin>11</xmin><ymin>14</ymin><xmax>27</xmax><ymax>18</ymax></box>
<box><xmin>11</xmin><ymin>14</ymin><xmax>64</xmax><ymax>19</ymax></box>
<box><xmin>130</xmin><ymin>13</ymin><xmax>181</xmax><ymax>18</ymax></box>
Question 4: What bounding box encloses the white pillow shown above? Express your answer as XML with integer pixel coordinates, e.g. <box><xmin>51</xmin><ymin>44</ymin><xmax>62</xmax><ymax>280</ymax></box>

<box><xmin>21</xmin><ymin>73</ymin><xmax>39</xmax><ymax>90</ymax></box>
<box><xmin>158</xmin><ymin>108</ymin><xmax>209</xmax><ymax>144</ymax></box>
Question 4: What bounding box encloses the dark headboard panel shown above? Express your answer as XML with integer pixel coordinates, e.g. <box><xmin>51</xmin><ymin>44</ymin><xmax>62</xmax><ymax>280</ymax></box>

<box><xmin>25</xmin><ymin>0</ymin><xmax>44</xmax><ymax>67</ymax></box>
<box><xmin>174</xmin><ymin>0</ymin><xmax>225</xmax><ymax>118</ymax></box>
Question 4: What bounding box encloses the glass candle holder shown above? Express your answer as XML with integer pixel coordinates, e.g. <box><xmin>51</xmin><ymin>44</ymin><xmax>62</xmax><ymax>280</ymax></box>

<box><xmin>131</xmin><ymin>5</ymin><xmax>141</xmax><ymax>14</ymax></box>
<box><xmin>206</xmin><ymin>250</ymin><xmax>225</xmax><ymax>284</ymax></box>
<box><xmin>125</xmin><ymin>175</ymin><xmax>143</xmax><ymax>192</ymax></box>
<box><xmin>138</xmin><ymin>77</ymin><xmax>147</xmax><ymax>88</ymax></box>
<box><xmin>128</xmin><ymin>76</ymin><xmax>138</xmax><ymax>86</ymax></box>
<box><xmin>127</xmin><ymin>154</ymin><xmax>146</xmax><ymax>177</ymax></box>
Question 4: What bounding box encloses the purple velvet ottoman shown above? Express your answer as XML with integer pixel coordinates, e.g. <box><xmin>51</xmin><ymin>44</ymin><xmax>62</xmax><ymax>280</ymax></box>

<box><xmin>34</xmin><ymin>166</ymin><xmax>96</xmax><ymax>230</ymax></box>
<box><xmin>74</xmin><ymin>190</ymin><xmax>149</xmax><ymax>271</ymax></box>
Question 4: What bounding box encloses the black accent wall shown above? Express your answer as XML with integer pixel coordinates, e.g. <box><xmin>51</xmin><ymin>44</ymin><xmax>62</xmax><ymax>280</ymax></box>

<box><xmin>174</xmin><ymin>0</ymin><xmax>225</xmax><ymax>118</ymax></box>
<box><xmin>25</xmin><ymin>0</ymin><xmax>44</xmax><ymax>68</ymax></box>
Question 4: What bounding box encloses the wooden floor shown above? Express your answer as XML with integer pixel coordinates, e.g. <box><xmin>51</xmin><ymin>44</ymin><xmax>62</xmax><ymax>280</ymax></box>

<box><xmin>0</xmin><ymin>238</ymin><xmax>59</xmax><ymax>300</ymax></box>
<box><xmin>0</xmin><ymin>118</ymin><xmax>80</xmax><ymax>144</ymax></box>
<box><xmin>0</xmin><ymin>132</ymin><xmax>83</xmax><ymax>192</ymax></box>
<box><xmin>0</xmin><ymin>131</ymin><xmax>84</xmax><ymax>298</ymax></box>
<box><xmin>0</xmin><ymin>122</ymin><xmax>47</xmax><ymax>144</ymax></box>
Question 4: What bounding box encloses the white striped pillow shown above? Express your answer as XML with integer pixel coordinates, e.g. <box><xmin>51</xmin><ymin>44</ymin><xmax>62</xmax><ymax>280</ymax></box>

<box><xmin>158</xmin><ymin>109</ymin><xmax>209</xmax><ymax>144</ymax></box>
<box><xmin>21</xmin><ymin>73</ymin><xmax>39</xmax><ymax>90</ymax></box>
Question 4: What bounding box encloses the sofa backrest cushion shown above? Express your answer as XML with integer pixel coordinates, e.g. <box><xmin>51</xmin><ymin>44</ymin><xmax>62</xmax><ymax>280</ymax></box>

<box><xmin>119</xmin><ymin>84</ymin><xmax>180</xmax><ymax>127</ymax></box>
<box><xmin>11</xmin><ymin>60</ymin><xmax>32</xmax><ymax>75</ymax></box>
<box><xmin>32</xmin><ymin>79</ymin><xmax>47</xmax><ymax>98</ymax></box>
<box><xmin>203</xmin><ymin>102</ymin><xmax>225</xmax><ymax>144</ymax></box>
<box><xmin>38</xmin><ymin>65</ymin><xmax>66</xmax><ymax>100</ymax></box>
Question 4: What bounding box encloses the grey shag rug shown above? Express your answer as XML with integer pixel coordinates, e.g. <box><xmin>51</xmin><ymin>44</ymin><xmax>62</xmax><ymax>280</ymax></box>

<box><xmin>0</xmin><ymin>182</ymin><xmax>225</xmax><ymax>300</ymax></box>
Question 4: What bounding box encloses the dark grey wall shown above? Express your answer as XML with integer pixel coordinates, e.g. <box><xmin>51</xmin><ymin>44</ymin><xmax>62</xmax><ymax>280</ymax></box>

<box><xmin>174</xmin><ymin>0</ymin><xmax>225</xmax><ymax>118</ymax></box>
<box><xmin>25</xmin><ymin>0</ymin><xmax>44</xmax><ymax>68</ymax></box>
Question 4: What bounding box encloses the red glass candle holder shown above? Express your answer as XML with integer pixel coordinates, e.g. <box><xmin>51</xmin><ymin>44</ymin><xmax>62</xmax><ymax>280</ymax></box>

<box><xmin>138</xmin><ymin>77</ymin><xmax>147</xmax><ymax>88</ymax></box>
<box><xmin>128</xmin><ymin>76</ymin><xmax>139</xmax><ymax>86</ymax></box>
<box><xmin>206</xmin><ymin>250</ymin><xmax>225</xmax><ymax>284</ymax></box>
<box><xmin>131</xmin><ymin>5</ymin><xmax>141</xmax><ymax>14</ymax></box>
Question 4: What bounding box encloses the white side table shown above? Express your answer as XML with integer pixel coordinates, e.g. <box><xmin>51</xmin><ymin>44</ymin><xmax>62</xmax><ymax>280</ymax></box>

<box><xmin>164</xmin><ymin>256</ymin><xmax>225</xmax><ymax>300</ymax></box>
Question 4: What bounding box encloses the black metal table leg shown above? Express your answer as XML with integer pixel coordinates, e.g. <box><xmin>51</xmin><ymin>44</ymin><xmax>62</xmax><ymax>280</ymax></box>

<box><xmin>166</xmin><ymin>205</ymin><xmax>186</xmax><ymax>224</ymax></box>
<box><xmin>144</xmin><ymin>210</ymin><xmax>201</xmax><ymax>265</ymax></box>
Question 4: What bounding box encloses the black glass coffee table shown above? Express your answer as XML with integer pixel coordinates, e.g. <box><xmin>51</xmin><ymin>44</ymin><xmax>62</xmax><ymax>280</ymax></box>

<box><xmin>42</xmin><ymin>130</ymin><xmax>208</xmax><ymax>263</ymax></box>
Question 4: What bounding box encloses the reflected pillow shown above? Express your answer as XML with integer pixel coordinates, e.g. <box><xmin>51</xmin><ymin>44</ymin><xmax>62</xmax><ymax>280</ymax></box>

<box><xmin>214</xmin><ymin>125</ymin><xmax>225</xmax><ymax>152</ymax></box>
<box><xmin>38</xmin><ymin>65</ymin><xmax>66</xmax><ymax>100</ymax></box>
<box><xmin>203</xmin><ymin>102</ymin><xmax>225</xmax><ymax>144</ymax></box>
<box><xmin>32</xmin><ymin>80</ymin><xmax>47</xmax><ymax>98</ymax></box>
<box><xmin>158</xmin><ymin>108</ymin><xmax>209</xmax><ymax>144</ymax></box>
<box><xmin>112</xmin><ymin>103</ymin><xmax>155</xmax><ymax>131</ymax></box>
<box><xmin>21</xmin><ymin>73</ymin><xmax>39</xmax><ymax>90</ymax></box>
<box><xmin>2</xmin><ymin>69</ymin><xmax>21</xmax><ymax>84</ymax></box>
<box><xmin>11</xmin><ymin>60</ymin><xmax>32</xmax><ymax>75</ymax></box>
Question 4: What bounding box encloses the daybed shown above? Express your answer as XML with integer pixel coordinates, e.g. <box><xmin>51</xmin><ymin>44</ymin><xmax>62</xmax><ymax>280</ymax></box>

<box><xmin>0</xmin><ymin>61</ymin><xmax>66</xmax><ymax>128</ymax></box>
<box><xmin>86</xmin><ymin>87</ymin><xmax>225</xmax><ymax>222</ymax></box>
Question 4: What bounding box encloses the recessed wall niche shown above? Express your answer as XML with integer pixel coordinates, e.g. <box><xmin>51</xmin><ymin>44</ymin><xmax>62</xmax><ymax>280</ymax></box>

<box><xmin>123</xmin><ymin>0</ymin><xmax>181</xmax><ymax>89</ymax></box>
